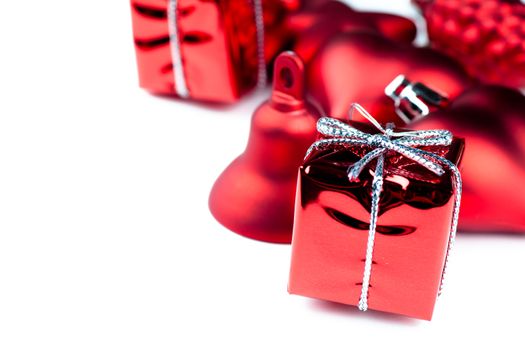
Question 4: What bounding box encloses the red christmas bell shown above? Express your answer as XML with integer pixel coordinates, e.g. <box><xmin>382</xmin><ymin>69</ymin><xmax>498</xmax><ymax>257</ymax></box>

<box><xmin>305</xmin><ymin>32</ymin><xmax>473</xmax><ymax>123</ymax></box>
<box><xmin>387</xmin><ymin>76</ymin><xmax>525</xmax><ymax>233</ymax></box>
<box><xmin>209</xmin><ymin>52</ymin><xmax>321</xmax><ymax>243</ymax></box>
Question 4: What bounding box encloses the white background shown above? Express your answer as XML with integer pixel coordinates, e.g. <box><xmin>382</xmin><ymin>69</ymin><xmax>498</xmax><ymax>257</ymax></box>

<box><xmin>1</xmin><ymin>1</ymin><xmax>524</xmax><ymax>349</ymax></box>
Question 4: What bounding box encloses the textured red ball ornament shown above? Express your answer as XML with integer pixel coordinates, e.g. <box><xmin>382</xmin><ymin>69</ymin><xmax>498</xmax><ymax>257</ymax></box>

<box><xmin>287</xmin><ymin>0</ymin><xmax>417</xmax><ymax>65</ymax></box>
<box><xmin>306</xmin><ymin>31</ymin><xmax>473</xmax><ymax>123</ymax></box>
<box><xmin>209</xmin><ymin>52</ymin><xmax>321</xmax><ymax>243</ymax></box>
<box><xmin>414</xmin><ymin>0</ymin><xmax>525</xmax><ymax>89</ymax></box>
<box><xmin>390</xmin><ymin>80</ymin><xmax>525</xmax><ymax>233</ymax></box>
<box><xmin>130</xmin><ymin>0</ymin><xmax>296</xmax><ymax>102</ymax></box>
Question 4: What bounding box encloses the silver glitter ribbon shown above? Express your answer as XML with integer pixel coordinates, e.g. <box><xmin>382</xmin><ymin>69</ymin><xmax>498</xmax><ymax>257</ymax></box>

<box><xmin>167</xmin><ymin>0</ymin><xmax>189</xmax><ymax>98</ymax></box>
<box><xmin>167</xmin><ymin>0</ymin><xmax>267</xmax><ymax>98</ymax></box>
<box><xmin>305</xmin><ymin>103</ymin><xmax>462</xmax><ymax>312</ymax></box>
<box><xmin>253</xmin><ymin>0</ymin><xmax>268</xmax><ymax>88</ymax></box>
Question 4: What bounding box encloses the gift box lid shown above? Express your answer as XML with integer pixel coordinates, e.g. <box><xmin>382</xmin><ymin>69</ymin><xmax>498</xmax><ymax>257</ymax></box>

<box><xmin>301</xmin><ymin>120</ymin><xmax>465</xmax><ymax>214</ymax></box>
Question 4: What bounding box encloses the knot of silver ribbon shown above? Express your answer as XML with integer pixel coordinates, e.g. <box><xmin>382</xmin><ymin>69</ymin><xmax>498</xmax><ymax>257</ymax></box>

<box><xmin>306</xmin><ymin>103</ymin><xmax>462</xmax><ymax>312</ymax></box>
<box><xmin>168</xmin><ymin>0</ymin><xmax>267</xmax><ymax>98</ymax></box>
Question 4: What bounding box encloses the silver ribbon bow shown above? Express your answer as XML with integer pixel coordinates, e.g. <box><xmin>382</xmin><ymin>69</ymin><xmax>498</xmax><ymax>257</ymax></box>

<box><xmin>167</xmin><ymin>0</ymin><xmax>267</xmax><ymax>98</ymax></box>
<box><xmin>306</xmin><ymin>103</ymin><xmax>462</xmax><ymax>312</ymax></box>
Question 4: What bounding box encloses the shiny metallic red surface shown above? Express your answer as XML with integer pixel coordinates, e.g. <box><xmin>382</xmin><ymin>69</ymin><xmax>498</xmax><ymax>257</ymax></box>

<box><xmin>306</xmin><ymin>31</ymin><xmax>473</xmax><ymax>122</ymax></box>
<box><xmin>209</xmin><ymin>52</ymin><xmax>321</xmax><ymax>243</ymax></box>
<box><xmin>289</xmin><ymin>122</ymin><xmax>464</xmax><ymax>320</ymax></box>
<box><xmin>130</xmin><ymin>0</ymin><xmax>293</xmax><ymax>102</ymax></box>
<box><xmin>411</xmin><ymin>85</ymin><xmax>525</xmax><ymax>233</ymax></box>
<box><xmin>287</xmin><ymin>0</ymin><xmax>417</xmax><ymax>64</ymax></box>
<box><xmin>414</xmin><ymin>0</ymin><xmax>525</xmax><ymax>89</ymax></box>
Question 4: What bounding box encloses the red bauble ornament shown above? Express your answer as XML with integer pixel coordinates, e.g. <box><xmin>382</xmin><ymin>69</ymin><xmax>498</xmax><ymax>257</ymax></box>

<box><xmin>306</xmin><ymin>31</ymin><xmax>473</xmax><ymax>123</ymax></box>
<box><xmin>398</xmin><ymin>83</ymin><xmax>525</xmax><ymax>233</ymax></box>
<box><xmin>131</xmin><ymin>0</ymin><xmax>295</xmax><ymax>102</ymax></box>
<box><xmin>414</xmin><ymin>0</ymin><xmax>525</xmax><ymax>89</ymax></box>
<box><xmin>287</xmin><ymin>0</ymin><xmax>417</xmax><ymax>64</ymax></box>
<box><xmin>209</xmin><ymin>52</ymin><xmax>321</xmax><ymax>243</ymax></box>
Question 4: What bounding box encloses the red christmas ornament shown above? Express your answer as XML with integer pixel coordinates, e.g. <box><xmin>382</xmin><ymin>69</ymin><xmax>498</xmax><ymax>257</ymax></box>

<box><xmin>289</xmin><ymin>113</ymin><xmax>464</xmax><ymax>320</ymax></box>
<box><xmin>404</xmin><ymin>85</ymin><xmax>525</xmax><ymax>233</ymax></box>
<box><xmin>388</xmin><ymin>76</ymin><xmax>525</xmax><ymax>232</ymax></box>
<box><xmin>287</xmin><ymin>0</ymin><xmax>417</xmax><ymax>64</ymax></box>
<box><xmin>209</xmin><ymin>52</ymin><xmax>321</xmax><ymax>243</ymax></box>
<box><xmin>130</xmin><ymin>0</ymin><xmax>295</xmax><ymax>102</ymax></box>
<box><xmin>306</xmin><ymin>32</ymin><xmax>473</xmax><ymax>123</ymax></box>
<box><xmin>414</xmin><ymin>0</ymin><xmax>525</xmax><ymax>89</ymax></box>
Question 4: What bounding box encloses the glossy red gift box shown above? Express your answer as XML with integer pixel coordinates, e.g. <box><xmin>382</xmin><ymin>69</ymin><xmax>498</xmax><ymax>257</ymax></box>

<box><xmin>288</xmin><ymin>122</ymin><xmax>464</xmax><ymax>320</ymax></box>
<box><xmin>130</xmin><ymin>0</ymin><xmax>292</xmax><ymax>102</ymax></box>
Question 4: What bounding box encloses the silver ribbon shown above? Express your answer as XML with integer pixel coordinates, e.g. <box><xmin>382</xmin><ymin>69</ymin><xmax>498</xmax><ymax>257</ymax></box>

<box><xmin>167</xmin><ymin>0</ymin><xmax>189</xmax><ymax>98</ymax></box>
<box><xmin>305</xmin><ymin>103</ymin><xmax>462</xmax><ymax>312</ymax></box>
<box><xmin>253</xmin><ymin>0</ymin><xmax>268</xmax><ymax>89</ymax></box>
<box><xmin>167</xmin><ymin>0</ymin><xmax>267</xmax><ymax>98</ymax></box>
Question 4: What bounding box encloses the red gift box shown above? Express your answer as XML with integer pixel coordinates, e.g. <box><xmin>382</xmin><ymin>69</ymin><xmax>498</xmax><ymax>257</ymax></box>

<box><xmin>130</xmin><ymin>0</ymin><xmax>292</xmax><ymax>102</ymax></box>
<box><xmin>288</xmin><ymin>113</ymin><xmax>464</xmax><ymax>320</ymax></box>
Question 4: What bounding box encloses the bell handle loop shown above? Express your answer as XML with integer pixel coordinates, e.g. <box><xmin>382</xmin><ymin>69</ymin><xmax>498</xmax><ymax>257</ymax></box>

<box><xmin>272</xmin><ymin>51</ymin><xmax>306</xmax><ymax>103</ymax></box>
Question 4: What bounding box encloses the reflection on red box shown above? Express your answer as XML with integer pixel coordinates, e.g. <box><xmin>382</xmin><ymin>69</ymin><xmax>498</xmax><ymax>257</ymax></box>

<box><xmin>288</xmin><ymin>122</ymin><xmax>464</xmax><ymax>320</ymax></box>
